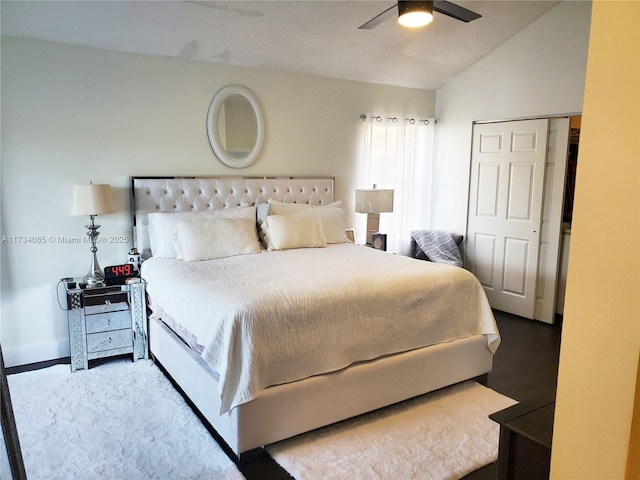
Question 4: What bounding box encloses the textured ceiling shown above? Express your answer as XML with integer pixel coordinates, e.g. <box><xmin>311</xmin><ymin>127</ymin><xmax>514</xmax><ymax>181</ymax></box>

<box><xmin>1</xmin><ymin>0</ymin><xmax>561</xmax><ymax>90</ymax></box>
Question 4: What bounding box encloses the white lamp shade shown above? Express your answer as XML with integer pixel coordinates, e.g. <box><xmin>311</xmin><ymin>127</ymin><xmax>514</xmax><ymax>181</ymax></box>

<box><xmin>71</xmin><ymin>184</ymin><xmax>117</xmax><ymax>216</ymax></box>
<box><xmin>355</xmin><ymin>189</ymin><xmax>394</xmax><ymax>214</ymax></box>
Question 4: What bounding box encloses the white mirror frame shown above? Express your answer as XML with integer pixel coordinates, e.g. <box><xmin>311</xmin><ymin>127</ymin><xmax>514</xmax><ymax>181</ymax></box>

<box><xmin>206</xmin><ymin>85</ymin><xmax>265</xmax><ymax>169</ymax></box>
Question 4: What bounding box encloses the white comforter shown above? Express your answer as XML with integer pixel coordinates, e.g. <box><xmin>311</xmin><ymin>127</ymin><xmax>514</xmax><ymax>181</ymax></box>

<box><xmin>142</xmin><ymin>243</ymin><xmax>499</xmax><ymax>414</ymax></box>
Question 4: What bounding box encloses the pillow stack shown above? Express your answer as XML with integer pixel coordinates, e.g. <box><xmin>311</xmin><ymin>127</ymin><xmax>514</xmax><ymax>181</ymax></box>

<box><xmin>145</xmin><ymin>200</ymin><xmax>352</xmax><ymax>260</ymax></box>
<box><xmin>260</xmin><ymin>200</ymin><xmax>350</xmax><ymax>251</ymax></box>
<box><xmin>148</xmin><ymin>206</ymin><xmax>259</xmax><ymax>261</ymax></box>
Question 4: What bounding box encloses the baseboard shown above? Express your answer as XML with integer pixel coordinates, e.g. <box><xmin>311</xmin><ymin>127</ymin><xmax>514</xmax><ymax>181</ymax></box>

<box><xmin>5</xmin><ymin>357</ymin><xmax>70</xmax><ymax>375</ymax></box>
<box><xmin>2</xmin><ymin>338</ymin><xmax>69</xmax><ymax>369</ymax></box>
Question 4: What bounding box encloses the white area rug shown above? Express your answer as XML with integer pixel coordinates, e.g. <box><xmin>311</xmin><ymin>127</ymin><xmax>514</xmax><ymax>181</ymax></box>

<box><xmin>8</xmin><ymin>360</ymin><xmax>244</xmax><ymax>480</ymax></box>
<box><xmin>267</xmin><ymin>381</ymin><xmax>517</xmax><ymax>480</ymax></box>
<box><xmin>8</xmin><ymin>359</ymin><xmax>516</xmax><ymax>480</ymax></box>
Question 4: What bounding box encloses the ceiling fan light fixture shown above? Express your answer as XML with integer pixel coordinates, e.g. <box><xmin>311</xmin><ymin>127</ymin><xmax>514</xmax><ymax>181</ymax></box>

<box><xmin>398</xmin><ymin>1</ymin><xmax>434</xmax><ymax>28</ymax></box>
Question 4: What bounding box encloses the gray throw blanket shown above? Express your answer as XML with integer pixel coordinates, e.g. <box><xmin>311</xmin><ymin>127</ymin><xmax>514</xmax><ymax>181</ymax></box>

<box><xmin>411</xmin><ymin>230</ymin><xmax>463</xmax><ymax>267</ymax></box>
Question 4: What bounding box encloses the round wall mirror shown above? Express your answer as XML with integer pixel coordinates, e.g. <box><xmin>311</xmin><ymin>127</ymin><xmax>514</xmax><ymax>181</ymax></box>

<box><xmin>206</xmin><ymin>85</ymin><xmax>264</xmax><ymax>169</ymax></box>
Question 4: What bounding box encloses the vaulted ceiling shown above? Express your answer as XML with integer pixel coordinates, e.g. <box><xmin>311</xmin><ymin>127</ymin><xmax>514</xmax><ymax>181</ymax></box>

<box><xmin>1</xmin><ymin>1</ymin><xmax>560</xmax><ymax>90</ymax></box>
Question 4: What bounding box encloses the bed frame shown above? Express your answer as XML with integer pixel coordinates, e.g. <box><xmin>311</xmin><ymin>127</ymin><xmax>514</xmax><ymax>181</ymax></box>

<box><xmin>131</xmin><ymin>176</ymin><xmax>494</xmax><ymax>463</ymax></box>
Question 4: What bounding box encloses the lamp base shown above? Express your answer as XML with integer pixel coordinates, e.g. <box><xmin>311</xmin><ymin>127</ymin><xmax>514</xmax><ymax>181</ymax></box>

<box><xmin>83</xmin><ymin>250</ymin><xmax>105</xmax><ymax>286</ymax></box>
<box><xmin>365</xmin><ymin>213</ymin><xmax>381</xmax><ymax>245</ymax></box>
<box><xmin>83</xmin><ymin>217</ymin><xmax>105</xmax><ymax>287</ymax></box>
<box><xmin>83</xmin><ymin>272</ymin><xmax>105</xmax><ymax>287</ymax></box>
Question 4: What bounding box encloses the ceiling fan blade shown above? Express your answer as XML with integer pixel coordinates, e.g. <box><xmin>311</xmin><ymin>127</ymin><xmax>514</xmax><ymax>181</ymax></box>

<box><xmin>358</xmin><ymin>4</ymin><xmax>397</xmax><ymax>30</ymax></box>
<box><xmin>433</xmin><ymin>0</ymin><xmax>481</xmax><ymax>22</ymax></box>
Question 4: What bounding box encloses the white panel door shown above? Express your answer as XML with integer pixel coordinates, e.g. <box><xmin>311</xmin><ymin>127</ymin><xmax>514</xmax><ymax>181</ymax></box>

<box><xmin>535</xmin><ymin>118</ymin><xmax>570</xmax><ymax>323</ymax></box>
<box><xmin>466</xmin><ymin>119</ymin><xmax>549</xmax><ymax>318</ymax></box>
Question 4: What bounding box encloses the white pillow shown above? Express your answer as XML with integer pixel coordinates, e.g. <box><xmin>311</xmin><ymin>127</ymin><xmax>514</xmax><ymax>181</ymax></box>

<box><xmin>260</xmin><ymin>200</ymin><xmax>342</xmax><ymax>226</ymax></box>
<box><xmin>261</xmin><ymin>215</ymin><xmax>327</xmax><ymax>251</ymax></box>
<box><xmin>148</xmin><ymin>206</ymin><xmax>256</xmax><ymax>258</ymax></box>
<box><xmin>175</xmin><ymin>218</ymin><xmax>263</xmax><ymax>261</ymax></box>
<box><xmin>268</xmin><ymin>203</ymin><xmax>349</xmax><ymax>244</ymax></box>
<box><xmin>148</xmin><ymin>211</ymin><xmax>207</xmax><ymax>258</ymax></box>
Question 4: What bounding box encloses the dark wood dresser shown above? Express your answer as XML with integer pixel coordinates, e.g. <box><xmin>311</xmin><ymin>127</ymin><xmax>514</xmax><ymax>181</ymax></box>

<box><xmin>490</xmin><ymin>396</ymin><xmax>555</xmax><ymax>480</ymax></box>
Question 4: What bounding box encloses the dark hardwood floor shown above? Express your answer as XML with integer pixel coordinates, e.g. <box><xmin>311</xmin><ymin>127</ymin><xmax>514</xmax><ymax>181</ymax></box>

<box><xmin>461</xmin><ymin>310</ymin><xmax>563</xmax><ymax>480</ymax></box>
<box><xmin>485</xmin><ymin>310</ymin><xmax>563</xmax><ymax>403</ymax></box>
<box><xmin>240</xmin><ymin>309</ymin><xmax>563</xmax><ymax>480</ymax></box>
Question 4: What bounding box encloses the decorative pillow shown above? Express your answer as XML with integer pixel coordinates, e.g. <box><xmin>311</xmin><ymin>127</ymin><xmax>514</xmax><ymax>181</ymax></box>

<box><xmin>148</xmin><ymin>206</ymin><xmax>256</xmax><ymax>258</ymax></box>
<box><xmin>268</xmin><ymin>203</ymin><xmax>349</xmax><ymax>244</ymax></box>
<box><xmin>256</xmin><ymin>203</ymin><xmax>271</xmax><ymax>226</ymax></box>
<box><xmin>255</xmin><ymin>203</ymin><xmax>272</xmax><ymax>249</ymax></box>
<box><xmin>175</xmin><ymin>218</ymin><xmax>263</xmax><ymax>262</ymax></box>
<box><xmin>261</xmin><ymin>215</ymin><xmax>327</xmax><ymax>251</ymax></box>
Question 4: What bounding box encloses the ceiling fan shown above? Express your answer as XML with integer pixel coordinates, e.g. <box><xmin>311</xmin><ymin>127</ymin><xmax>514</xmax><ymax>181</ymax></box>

<box><xmin>359</xmin><ymin>0</ymin><xmax>481</xmax><ymax>30</ymax></box>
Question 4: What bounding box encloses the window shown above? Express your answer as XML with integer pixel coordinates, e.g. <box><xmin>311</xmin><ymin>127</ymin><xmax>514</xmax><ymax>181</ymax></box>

<box><xmin>359</xmin><ymin>115</ymin><xmax>435</xmax><ymax>255</ymax></box>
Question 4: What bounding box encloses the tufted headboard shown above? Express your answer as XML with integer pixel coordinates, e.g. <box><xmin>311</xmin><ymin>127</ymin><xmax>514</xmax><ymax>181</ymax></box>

<box><xmin>130</xmin><ymin>176</ymin><xmax>335</xmax><ymax>259</ymax></box>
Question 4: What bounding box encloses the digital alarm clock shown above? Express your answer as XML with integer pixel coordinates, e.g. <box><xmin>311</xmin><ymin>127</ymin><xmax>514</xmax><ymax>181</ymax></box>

<box><xmin>104</xmin><ymin>263</ymin><xmax>138</xmax><ymax>286</ymax></box>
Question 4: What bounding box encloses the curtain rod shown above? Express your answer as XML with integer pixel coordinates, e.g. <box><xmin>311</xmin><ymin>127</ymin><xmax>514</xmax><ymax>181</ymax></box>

<box><xmin>360</xmin><ymin>114</ymin><xmax>437</xmax><ymax>125</ymax></box>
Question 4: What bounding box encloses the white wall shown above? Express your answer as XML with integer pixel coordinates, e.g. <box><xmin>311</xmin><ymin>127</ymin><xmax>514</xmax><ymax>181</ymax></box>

<box><xmin>432</xmin><ymin>1</ymin><xmax>592</xmax><ymax>234</ymax></box>
<box><xmin>0</xmin><ymin>37</ymin><xmax>435</xmax><ymax>367</ymax></box>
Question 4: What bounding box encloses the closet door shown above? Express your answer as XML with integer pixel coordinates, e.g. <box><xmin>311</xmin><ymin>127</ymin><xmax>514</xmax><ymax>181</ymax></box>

<box><xmin>466</xmin><ymin>119</ymin><xmax>549</xmax><ymax>319</ymax></box>
<box><xmin>535</xmin><ymin>118</ymin><xmax>570</xmax><ymax>323</ymax></box>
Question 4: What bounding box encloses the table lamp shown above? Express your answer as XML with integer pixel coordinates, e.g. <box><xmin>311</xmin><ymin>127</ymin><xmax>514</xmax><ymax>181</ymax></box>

<box><xmin>355</xmin><ymin>187</ymin><xmax>394</xmax><ymax>246</ymax></box>
<box><xmin>71</xmin><ymin>183</ymin><xmax>117</xmax><ymax>286</ymax></box>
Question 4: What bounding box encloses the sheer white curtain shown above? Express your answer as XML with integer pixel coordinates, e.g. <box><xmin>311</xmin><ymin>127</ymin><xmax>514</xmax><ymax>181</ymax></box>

<box><xmin>359</xmin><ymin>115</ymin><xmax>435</xmax><ymax>255</ymax></box>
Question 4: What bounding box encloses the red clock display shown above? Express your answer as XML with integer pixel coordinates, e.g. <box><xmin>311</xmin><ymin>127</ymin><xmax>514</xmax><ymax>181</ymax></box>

<box><xmin>104</xmin><ymin>263</ymin><xmax>136</xmax><ymax>285</ymax></box>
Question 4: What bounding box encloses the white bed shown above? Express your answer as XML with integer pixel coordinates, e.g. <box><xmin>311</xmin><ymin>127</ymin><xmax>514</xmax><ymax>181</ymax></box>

<box><xmin>131</xmin><ymin>176</ymin><xmax>499</xmax><ymax>463</ymax></box>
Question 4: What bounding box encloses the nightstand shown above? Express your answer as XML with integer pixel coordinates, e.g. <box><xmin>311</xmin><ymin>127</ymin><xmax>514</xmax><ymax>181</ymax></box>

<box><xmin>64</xmin><ymin>278</ymin><xmax>148</xmax><ymax>372</ymax></box>
<box><xmin>489</xmin><ymin>396</ymin><xmax>555</xmax><ymax>480</ymax></box>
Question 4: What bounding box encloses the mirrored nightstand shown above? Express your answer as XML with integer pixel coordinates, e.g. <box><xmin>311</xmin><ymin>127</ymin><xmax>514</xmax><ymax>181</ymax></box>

<box><xmin>64</xmin><ymin>278</ymin><xmax>148</xmax><ymax>372</ymax></box>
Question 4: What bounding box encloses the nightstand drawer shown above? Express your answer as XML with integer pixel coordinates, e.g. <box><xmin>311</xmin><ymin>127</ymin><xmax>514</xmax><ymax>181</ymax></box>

<box><xmin>84</xmin><ymin>292</ymin><xmax>129</xmax><ymax>314</ymax></box>
<box><xmin>85</xmin><ymin>310</ymin><xmax>131</xmax><ymax>334</ymax></box>
<box><xmin>86</xmin><ymin>329</ymin><xmax>132</xmax><ymax>353</ymax></box>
